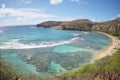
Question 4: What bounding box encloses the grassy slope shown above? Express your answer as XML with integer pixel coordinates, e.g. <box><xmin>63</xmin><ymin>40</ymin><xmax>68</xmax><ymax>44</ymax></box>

<box><xmin>0</xmin><ymin>57</ymin><xmax>20</xmax><ymax>80</ymax></box>
<box><xmin>45</xmin><ymin>49</ymin><xmax>120</xmax><ymax>80</ymax></box>
<box><xmin>0</xmin><ymin>56</ymin><xmax>37</xmax><ymax>80</ymax></box>
<box><xmin>106</xmin><ymin>31</ymin><xmax>120</xmax><ymax>39</ymax></box>
<box><xmin>66</xmin><ymin>49</ymin><xmax>120</xmax><ymax>80</ymax></box>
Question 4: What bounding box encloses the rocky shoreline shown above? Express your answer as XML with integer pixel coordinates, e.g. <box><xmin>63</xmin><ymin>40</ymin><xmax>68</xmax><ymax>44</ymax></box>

<box><xmin>36</xmin><ymin>17</ymin><xmax>120</xmax><ymax>32</ymax></box>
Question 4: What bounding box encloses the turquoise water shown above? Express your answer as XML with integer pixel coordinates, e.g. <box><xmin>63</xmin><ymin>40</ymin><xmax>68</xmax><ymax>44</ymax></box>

<box><xmin>1</xmin><ymin>51</ymin><xmax>39</xmax><ymax>76</ymax></box>
<box><xmin>53</xmin><ymin>45</ymin><xmax>88</xmax><ymax>53</ymax></box>
<box><xmin>0</xmin><ymin>25</ymin><xmax>111</xmax><ymax>78</ymax></box>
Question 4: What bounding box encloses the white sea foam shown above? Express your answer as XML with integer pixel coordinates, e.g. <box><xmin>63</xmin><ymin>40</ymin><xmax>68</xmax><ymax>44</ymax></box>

<box><xmin>0</xmin><ymin>37</ymin><xmax>79</xmax><ymax>49</ymax></box>
<box><xmin>83</xmin><ymin>32</ymin><xmax>89</xmax><ymax>34</ymax></box>
<box><xmin>73</xmin><ymin>33</ymin><xmax>81</xmax><ymax>37</ymax></box>
<box><xmin>80</xmin><ymin>38</ymin><xmax>84</xmax><ymax>41</ymax></box>
<box><xmin>31</xmin><ymin>27</ymin><xmax>36</xmax><ymax>28</ymax></box>
<box><xmin>11</xmin><ymin>39</ymin><xmax>19</xmax><ymax>42</ymax></box>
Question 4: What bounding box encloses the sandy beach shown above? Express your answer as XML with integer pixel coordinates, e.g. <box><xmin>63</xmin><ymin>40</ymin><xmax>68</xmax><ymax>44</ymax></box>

<box><xmin>94</xmin><ymin>32</ymin><xmax>120</xmax><ymax>60</ymax></box>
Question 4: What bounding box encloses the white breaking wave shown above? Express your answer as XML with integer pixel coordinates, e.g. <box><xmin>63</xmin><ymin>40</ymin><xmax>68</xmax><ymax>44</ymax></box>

<box><xmin>0</xmin><ymin>37</ymin><xmax>79</xmax><ymax>49</ymax></box>
<box><xmin>11</xmin><ymin>39</ymin><xmax>19</xmax><ymax>42</ymax></box>
<box><xmin>83</xmin><ymin>32</ymin><xmax>89</xmax><ymax>34</ymax></box>
<box><xmin>73</xmin><ymin>33</ymin><xmax>80</xmax><ymax>36</ymax></box>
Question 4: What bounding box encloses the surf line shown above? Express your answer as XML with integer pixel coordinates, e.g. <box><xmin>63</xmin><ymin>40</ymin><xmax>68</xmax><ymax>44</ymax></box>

<box><xmin>0</xmin><ymin>37</ymin><xmax>79</xmax><ymax>49</ymax></box>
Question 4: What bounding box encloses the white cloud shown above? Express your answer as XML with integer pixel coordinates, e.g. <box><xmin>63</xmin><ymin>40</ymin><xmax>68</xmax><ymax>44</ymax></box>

<box><xmin>70</xmin><ymin>0</ymin><xmax>88</xmax><ymax>4</ymax></box>
<box><xmin>58</xmin><ymin>16</ymin><xmax>75</xmax><ymax>21</ymax></box>
<box><xmin>0</xmin><ymin>14</ymin><xmax>5</xmax><ymax>18</ymax></box>
<box><xmin>0</xmin><ymin>8</ymin><xmax>54</xmax><ymax>18</ymax></box>
<box><xmin>47</xmin><ymin>16</ymin><xmax>75</xmax><ymax>21</ymax></box>
<box><xmin>0</xmin><ymin>7</ymin><xmax>54</xmax><ymax>18</ymax></box>
<box><xmin>1</xmin><ymin>3</ymin><xmax>5</xmax><ymax>8</ymax></box>
<box><xmin>0</xmin><ymin>17</ymin><xmax>42</xmax><ymax>26</ymax></box>
<box><xmin>70</xmin><ymin>0</ymin><xmax>80</xmax><ymax>2</ymax></box>
<box><xmin>50</xmin><ymin>0</ymin><xmax>63</xmax><ymax>5</ymax></box>
<box><xmin>118</xmin><ymin>14</ymin><xmax>120</xmax><ymax>17</ymax></box>
<box><xmin>0</xmin><ymin>7</ymin><xmax>55</xmax><ymax>26</ymax></box>
<box><xmin>91</xmin><ymin>18</ymin><xmax>96</xmax><ymax>22</ymax></box>
<box><xmin>20</xmin><ymin>0</ymin><xmax>33</xmax><ymax>4</ymax></box>
<box><xmin>25</xmin><ymin>1</ymin><xmax>32</xmax><ymax>4</ymax></box>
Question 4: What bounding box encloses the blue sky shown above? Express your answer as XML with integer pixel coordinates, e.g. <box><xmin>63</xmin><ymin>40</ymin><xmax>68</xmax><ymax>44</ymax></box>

<box><xmin>0</xmin><ymin>0</ymin><xmax>120</xmax><ymax>26</ymax></box>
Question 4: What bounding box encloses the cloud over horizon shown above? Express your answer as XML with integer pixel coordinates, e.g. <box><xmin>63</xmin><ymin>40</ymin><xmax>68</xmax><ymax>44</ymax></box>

<box><xmin>50</xmin><ymin>0</ymin><xmax>63</xmax><ymax>5</ymax></box>
<box><xmin>70</xmin><ymin>0</ymin><xmax>88</xmax><ymax>4</ymax></box>
<box><xmin>118</xmin><ymin>14</ymin><xmax>120</xmax><ymax>17</ymax></box>
<box><xmin>0</xmin><ymin>7</ymin><xmax>54</xmax><ymax>19</ymax></box>
<box><xmin>70</xmin><ymin>0</ymin><xmax>80</xmax><ymax>2</ymax></box>
<box><xmin>1</xmin><ymin>3</ymin><xmax>5</xmax><ymax>8</ymax></box>
<box><xmin>0</xmin><ymin>4</ymin><xmax>55</xmax><ymax>26</ymax></box>
<box><xmin>20</xmin><ymin>0</ymin><xmax>33</xmax><ymax>4</ymax></box>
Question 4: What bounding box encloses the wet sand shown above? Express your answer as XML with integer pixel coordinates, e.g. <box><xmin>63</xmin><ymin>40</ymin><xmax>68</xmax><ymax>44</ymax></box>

<box><xmin>94</xmin><ymin>32</ymin><xmax>120</xmax><ymax>60</ymax></box>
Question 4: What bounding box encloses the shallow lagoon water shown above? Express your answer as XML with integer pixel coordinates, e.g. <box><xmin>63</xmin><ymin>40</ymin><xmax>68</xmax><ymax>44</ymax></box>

<box><xmin>0</xmin><ymin>25</ymin><xmax>111</xmax><ymax>78</ymax></box>
<box><xmin>1</xmin><ymin>52</ymin><xmax>39</xmax><ymax>76</ymax></box>
<box><xmin>53</xmin><ymin>45</ymin><xmax>88</xmax><ymax>53</ymax></box>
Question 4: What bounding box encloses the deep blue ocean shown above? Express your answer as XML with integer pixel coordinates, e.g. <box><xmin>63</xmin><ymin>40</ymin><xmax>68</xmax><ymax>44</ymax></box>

<box><xmin>0</xmin><ymin>25</ymin><xmax>111</xmax><ymax>78</ymax></box>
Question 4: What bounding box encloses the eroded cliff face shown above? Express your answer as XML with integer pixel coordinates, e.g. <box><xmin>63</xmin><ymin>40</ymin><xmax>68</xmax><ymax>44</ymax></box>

<box><xmin>36</xmin><ymin>17</ymin><xmax>120</xmax><ymax>32</ymax></box>
<box><xmin>36</xmin><ymin>19</ymin><xmax>93</xmax><ymax>31</ymax></box>
<box><xmin>92</xmin><ymin>18</ymin><xmax>120</xmax><ymax>32</ymax></box>
<box><xmin>36</xmin><ymin>21</ymin><xmax>63</xmax><ymax>28</ymax></box>
<box><xmin>59</xmin><ymin>19</ymin><xmax>93</xmax><ymax>31</ymax></box>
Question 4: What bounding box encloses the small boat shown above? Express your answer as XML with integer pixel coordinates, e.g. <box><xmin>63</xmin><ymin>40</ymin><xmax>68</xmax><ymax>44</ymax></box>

<box><xmin>27</xmin><ymin>56</ymin><xmax>32</xmax><ymax>60</ymax></box>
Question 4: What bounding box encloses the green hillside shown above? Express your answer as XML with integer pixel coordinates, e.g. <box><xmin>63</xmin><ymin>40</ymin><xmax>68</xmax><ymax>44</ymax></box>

<box><xmin>45</xmin><ymin>49</ymin><xmax>120</xmax><ymax>80</ymax></box>
<box><xmin>0</xmin><ymin>56</ymin><xmax>20</xmax><ymax>80</ymax></box>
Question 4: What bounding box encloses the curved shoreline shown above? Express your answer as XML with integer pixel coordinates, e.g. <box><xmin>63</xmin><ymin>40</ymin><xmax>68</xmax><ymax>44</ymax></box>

<box><xmin>94</xmin><ymin>32</ymin><xmax>120</xmax><ymax>60</ymax></box>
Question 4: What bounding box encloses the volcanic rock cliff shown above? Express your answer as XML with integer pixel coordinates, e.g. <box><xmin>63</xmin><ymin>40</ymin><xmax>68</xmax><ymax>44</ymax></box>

<box><xmin>36</xmin><ymin>17</ymin><xmax>120</xmax><ymax>32</ymax></box>
<box><xmin>36</xmin><ymin>21</ymin><xmax>63</xmax><ymax>28</ymax></box>
<box><xmin>92</xmin><ymin>17</ymin><xmax>120</xmax><ymax>32</ymax></box>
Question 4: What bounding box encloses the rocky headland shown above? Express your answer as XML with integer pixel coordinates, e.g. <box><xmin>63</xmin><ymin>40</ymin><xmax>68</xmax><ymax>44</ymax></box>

<box><xmin>36</xmin><ymin>17</ymin><xmax>120</xmax><ymax>32</ymax></box>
